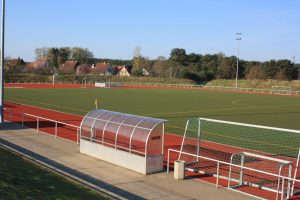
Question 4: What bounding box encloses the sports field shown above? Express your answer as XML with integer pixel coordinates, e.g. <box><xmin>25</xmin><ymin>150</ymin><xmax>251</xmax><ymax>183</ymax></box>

<box><xmin>4</xmin><ymin>86</ymin><xmax>300</xmax><ymax>199</ymax></box>
<box><xmin>4</xmin><ymin>87</ymin><xmax>300</xmax><ymax>133</ymax></box>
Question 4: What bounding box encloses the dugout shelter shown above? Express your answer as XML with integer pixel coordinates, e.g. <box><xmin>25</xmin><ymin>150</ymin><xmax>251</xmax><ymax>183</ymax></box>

<box><xmin>80</xmin><ymin>109</ymin><xmax>166</xmax><ymax>174</ymax></box>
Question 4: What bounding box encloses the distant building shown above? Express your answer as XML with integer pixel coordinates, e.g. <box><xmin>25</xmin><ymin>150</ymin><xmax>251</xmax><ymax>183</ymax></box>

<box><xmin>142</xmin><ymin>68</ymin><xmax>149</xmax><ymax>76</ymax></box>
<box><xmin>27</xmin><ymin>58</ymin><xmax>49</xmax><ymax>69</ymax></box>
<box><xmin>4</xmin><ymin>57</ymin><xmax>26</xmax><ymax>71</ymax></box>
<box><xmin>76</xmin><ymin>64</ymin><xmax>92</xmax><ymax>75</ymax></box>
<box><xmin>92</xmin><ymin>62</ymin><xmax>115</xmax><ymax>75</ymax></box>
<box><xmin>115</xmin><ymin>65</ymin><xmax>130</xmax><ymax>77</ymax></box>
<box><xmin>58</xmin><ymin>60</ymin><xmax>79</xmax><ymax>74</ymax></box>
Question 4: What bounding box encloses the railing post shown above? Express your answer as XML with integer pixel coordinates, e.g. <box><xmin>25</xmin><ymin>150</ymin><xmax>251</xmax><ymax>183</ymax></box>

<box><xmin>76</xmin><ymin>127</ymin><xmax>79</xmax><ymax>144</ymax></box>
<box><xmin>37</xmin><ymin>117</ymin><xmax>39</xmax><ymax>133</ymax></box>
<box><xmin>281</xmin><ymin>177</ymin><xmax>285</xmax><ymax>200</ymax></box>
<box><xmin>216</xmin><ymin>161</ymin><xmax>220</xmax><ymax>188</ymax></box>
<box><xmin>55</xmin><ymin>122</ymin><xmax>57</xmax><ymax>138</ymax></box>
<box><xmin>167</xmin><ymin>149</ymin><xmax>170</xmax><ymax>173</ymax></box>
<box><xmin>21</xmin><ymin>113</ymin><xmax>24</xmax><ymax>126</ymax></box>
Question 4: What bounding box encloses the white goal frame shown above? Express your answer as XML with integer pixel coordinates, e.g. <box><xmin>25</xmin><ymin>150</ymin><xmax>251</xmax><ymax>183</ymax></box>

<box><xmin>271</xmin><ymin>86</ymin><xmax>292</xmax><ymax>95</ymax></box>
<box><xmin>177</xmin><ymin>117</ymin><xmax>300</xmax><ymax>198</ymax></box>
<box><xmin>81</xmin><ymin>77</ymin><xmax>87</xmax><ymax>88</ymax></box>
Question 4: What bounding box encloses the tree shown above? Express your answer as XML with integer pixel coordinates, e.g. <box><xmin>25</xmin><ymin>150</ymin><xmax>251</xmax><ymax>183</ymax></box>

<box><xmin>47</xmin><ymin>48</ymin><xmax>60</xmax><ymax>68</ymax></box>
<box><xmin>71</xmin><ymin>47</ymin><xmax>94</xmax><ymax>64</ymax></box>
<box><xmin>245</xmin><ymin>65</ymin><xmax>264</xmax><ymax>80</ymax></box>
<box><xmin>216</xmin><ymin>57</ymin><xmax>235</xmax><ymax>79</ymax></box>
<box><xmin>58</xmin><ymin>47</ymin><xmax>71</xmax><ymax>65</ymax></box>
<box><xmin>35</xmin><ymin>47</ymin><xmax>48</xmax><ymax>58</ymax></box>
<box><xmin>274</xmin><ymin>59</ymin><xmax>296</xmax><ymax>80</ymax></box>
<box><xmin>152</xmin><ymin>56</ymin><xmax>169</xmax><ymax>77</ymax></box>
<box><xmin>188</xmin><ymin>53</ymin><xmax>201</xmax><ymax>64</ymax></box>
<box><xmin>132</xmin><ymin>46</ymin><xmax>142</xmax><ymax>71</ymax></box>
<box><xmin>170</xmin><ymin>48</ymin><xmax>187</xmax><ymax>65</ymax></box>
<box><xmin>262</xmin><ymin>60</ymin><xmax>277</xmax><ymax>79</ymax></box>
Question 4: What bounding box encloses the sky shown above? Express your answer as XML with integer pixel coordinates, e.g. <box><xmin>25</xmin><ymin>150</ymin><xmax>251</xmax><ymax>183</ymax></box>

<box><xmin>2</xmin><ymin>0</ymin><xmax>300</xmax><ymax>62</ymax></box>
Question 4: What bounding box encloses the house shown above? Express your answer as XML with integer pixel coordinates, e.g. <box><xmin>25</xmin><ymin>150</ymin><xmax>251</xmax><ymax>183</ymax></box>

<box><xmin>4</xmin><ymin>57</ymin><xmax>26</xmax><ymax>71</ymax></box>
<box><xmin>27</xmin><ymin>58</ymin><xmax>49</xmax><ymax>69</ymax></box>
<box><xmin>58</xmin><ymin>60</ymin><xmax>79</xmax><ymax>74</ymax></box>
<box><xmin>142</xmin><ymin>68</ymin><xmax>149</xmax><ymax>76</ymax></box>
<box><xmin>115</xmin><ymin>65</ymin><xmax>130</xmax><ymax>77</ymax></box>
<box><xmin>91</xmin><ymin>62</ymin><xmax>115</xmax><ymax>75</ymax></box>
<box><xmin>76</xmin><ymin>64</ymin><xmax>92</xmax><ymax>75</ymax></box>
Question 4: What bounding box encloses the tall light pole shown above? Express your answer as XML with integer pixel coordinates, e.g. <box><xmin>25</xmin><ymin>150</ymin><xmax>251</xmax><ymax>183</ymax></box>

<box><xmin>235</xmin><ymin>33</ymin><xmax>242</xmax><ymax>89</ymax></box>
<box><xmin>0</xmin><ymin>0</ymin><xmax>5</xmax><ymax>123</ymax></box>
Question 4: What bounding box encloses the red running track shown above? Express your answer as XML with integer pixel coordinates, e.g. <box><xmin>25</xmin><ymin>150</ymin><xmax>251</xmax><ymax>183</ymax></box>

<box><xmin>5</xmin><ymin>83</ymin><xmax>95</xmax><ymax>88</ymax></box>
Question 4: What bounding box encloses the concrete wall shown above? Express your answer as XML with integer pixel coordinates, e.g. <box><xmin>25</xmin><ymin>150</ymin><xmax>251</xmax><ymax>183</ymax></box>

<box><xmin>80</xmin><ymin>139</ymin><xmax>163</xmax><ymax>175</ymax></box>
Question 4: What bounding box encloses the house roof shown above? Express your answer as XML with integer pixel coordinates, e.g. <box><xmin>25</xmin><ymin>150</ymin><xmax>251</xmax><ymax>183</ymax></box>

<box><xmin>59</xmin><ymin>60</ymin><xmax>79</xmax><ymax>73</ymax></box>
<box><xmin>27</xmin><ymin>58</ymin><xmax>49</xmax><ymax>68</ymax></box>
<box><xmin>115</xmin><ymin>66</ymin><xmax>124</xmax><ymax>71</ymax></box>
<box><xmin>92</xmin><ymin>62</ymin><xmax>111</xmax><ymax>74</ymax></box>
<box><xmin>76</xmin><ymin>64</ymin><xmax>92</xmax><ymax>75</ymax></box>
<box><xmin>5</xmin><ymin>59</ymin><xmax>19</xmax><ymax>67</ymax></box>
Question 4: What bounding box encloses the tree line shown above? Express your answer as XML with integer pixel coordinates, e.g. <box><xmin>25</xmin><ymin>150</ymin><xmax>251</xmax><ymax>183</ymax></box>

<box><xmin>5</xmin><ymin>47</ymin><xmax>300</xmax><ymax>82</ymax></box>
<box><xmin>135</xmin><ymin>48</ymin><xmax>299</xmax><ymax>82</ymax></box>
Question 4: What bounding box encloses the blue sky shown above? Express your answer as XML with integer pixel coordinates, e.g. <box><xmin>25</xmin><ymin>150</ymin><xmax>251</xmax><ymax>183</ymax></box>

<box><xmin>3</xmin><ymin>0</ymin><xmax>300</xmax><ymax>62</ymax></box>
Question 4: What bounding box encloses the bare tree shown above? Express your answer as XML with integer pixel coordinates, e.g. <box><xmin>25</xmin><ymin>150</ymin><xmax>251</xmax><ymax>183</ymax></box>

<box><xmin>133</xmin><ymin>46</ymin><xmax>142</xmax><ymax>71</ymax></box>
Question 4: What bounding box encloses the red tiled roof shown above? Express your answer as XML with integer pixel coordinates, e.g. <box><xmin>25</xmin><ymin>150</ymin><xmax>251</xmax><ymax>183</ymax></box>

<box><xmin>76</xmin><ymin>64</ymin><xmax>91</xmax><ymax>75</ymax></box>
<box><xmin>115</xmin><ymin>66</ymin><xmax>124</xmax><ymax>71</ymax></box>
<box><xmin>92</xmin><ymin>62</ymin><xmax>110</xmax><ymax>74</ymax></box>
<box><xmin>27</xmin><ymin>58</ymin><xmax>48</xmax><ymax>68</ymax></box>
<box><xmin>59</xmin><ymin>60</ymin><xmax>79</xmax><ymax>73</ymax></box>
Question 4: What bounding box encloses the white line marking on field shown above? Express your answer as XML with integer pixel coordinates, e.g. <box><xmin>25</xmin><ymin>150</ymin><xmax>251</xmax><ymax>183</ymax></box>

<box><xmin>5</xmin><ymin>97</ymin><xmax>89</xmax><ymax>114</ymax></box>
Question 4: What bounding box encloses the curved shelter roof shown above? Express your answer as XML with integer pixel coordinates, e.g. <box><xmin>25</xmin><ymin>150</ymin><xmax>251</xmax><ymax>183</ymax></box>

<box><xmin>80</xmin><ymin>109</ymin><xmax>166</xmax><ymax>157</ymax></box>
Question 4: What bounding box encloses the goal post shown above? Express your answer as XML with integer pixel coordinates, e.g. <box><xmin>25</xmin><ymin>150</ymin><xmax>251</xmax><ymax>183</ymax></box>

<box><xmin>177</xmin><ymin>117</ymin><xmax>300</xmax><ymax>197</ymax></box>
<box><xmin>271</xmin><ymin>86</ymin><xmax>292</xmax><ymax>95</ymax></box>
<box><xmin>80</xmin><ymin>77</ymin><xmax>87</xmax><ymax>88</ymax></box>
<box><xmin>228</xmin><ymin>151</ymin><xmax>293</xmax><ymax>199</ymax></box>
<box><xmin>178</xmin><ymin>118</ymin><xmax>201</xmax><ymax>166</ymax></box>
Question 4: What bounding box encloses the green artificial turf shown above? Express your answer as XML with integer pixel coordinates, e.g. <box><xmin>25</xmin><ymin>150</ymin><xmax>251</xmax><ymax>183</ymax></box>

<box><xmin>0</xmin><ymin>147</ymin><xmax>109</xmax><ymax>200</ymax></box>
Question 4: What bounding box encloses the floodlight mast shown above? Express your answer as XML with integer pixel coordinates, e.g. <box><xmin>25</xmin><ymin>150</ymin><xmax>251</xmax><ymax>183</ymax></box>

<box><xmin>235</xmin><ymin>32</ymin><xmax>242</xmax><ymax>89</ymax></box>
<box><xmin>0</xmin><ymin>0</ymin><xmax>5</xmax><ymax>123</ymax></box>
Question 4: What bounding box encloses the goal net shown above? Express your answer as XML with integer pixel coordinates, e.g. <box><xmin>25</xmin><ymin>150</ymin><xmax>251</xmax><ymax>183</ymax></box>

<box><xmin>178</xmin><ymin>118</ymin><xmax>201</xmax><ymax>169</ymax></box>
<box><xmin>177</xmin><ymin>117</ymin><xmax>300</xmax><ymax>198</ymax></box>
<box><xmin>271</xmin><ymin>86</ymin><xmax>292</xmax><ymax>95</ymax></box>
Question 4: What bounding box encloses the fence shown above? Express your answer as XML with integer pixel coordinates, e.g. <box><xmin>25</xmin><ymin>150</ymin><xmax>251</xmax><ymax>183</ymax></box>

<box><xmin>167</xmin><ymin>148</ymin><xmax>300</xmax><ymax>200</ymax></box>
<box><xmin>6</xmin><ymin>80</ymin><xmax>300</xmax><ymax>96</ymax></box>
<box><xmin>3</xmin><ymin>108</ymin><xmax>80</xmax><ymax>144</ymax></box>
<box><xmin>120</xmin><ymin>83</ymin><xmax>300</xmax><ymax>96</ymax></box>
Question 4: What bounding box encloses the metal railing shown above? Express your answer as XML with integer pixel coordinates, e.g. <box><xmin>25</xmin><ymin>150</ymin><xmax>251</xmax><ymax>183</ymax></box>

<box><xmin>121</xmin><ymin>83</ymin><xmax>300</xmax><ymax>96</ymax></box>
<box><xmin>4</xmin><ymin>109</ymin><xmax>80</xmax><ymax>144</ymax></box>
<box><xmin>167</xmin><ymin>148</ymin><xmax>300</xmax><ymax>200</ymax></box>
<box><xmin>5</xmin><ymin>82</ymin><xmax>300</xmax><ymax>96</ymax></box>
<box><xmin>21</xmin><ymin>112</ymin><xmax>80</xmax><ymax>144</ymax></box>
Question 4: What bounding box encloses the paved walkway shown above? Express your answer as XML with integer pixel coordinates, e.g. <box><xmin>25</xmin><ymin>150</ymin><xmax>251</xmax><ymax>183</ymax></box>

<box><xmin>0</xmin><ymin>122</ymin><xmax>255</xmax><ymax>200</ymax></box>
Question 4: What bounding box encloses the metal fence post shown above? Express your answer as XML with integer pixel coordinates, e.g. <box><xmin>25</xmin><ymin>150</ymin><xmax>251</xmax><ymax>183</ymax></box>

<box><xmin>76</xmin><ymin>128</ymin><xmax>79</xmax><ymax>144</ymax></box>
<box><xmin>55</xmin><ymin>122</ymin><xmax>57</xmax><ymax>138</ymax></box>
<box><xmin>37</xmin><ymin>117</ymin><xmax>39</xmax><ymax>132</ymax></box>
<box><xmin>216</xmin><ymin>161</ymin><xmax>220</xmax><ymax>188</ymax></box>
<box><xmin>21</xmin><ymin>113</ymin><xmax>24</xmax><ymax>126</ymax></box>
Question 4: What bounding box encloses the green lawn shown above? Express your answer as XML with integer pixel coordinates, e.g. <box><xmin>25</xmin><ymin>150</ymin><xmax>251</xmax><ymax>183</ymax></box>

<box><xmin>4</xmin><ymin>87</ymin><xmax>300</xmax><ymax>132</ymax></box>
<box><xmin>0</xmin><ymin>147</ymin><xmax>109</xmax><ymax>200</ymax></box>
